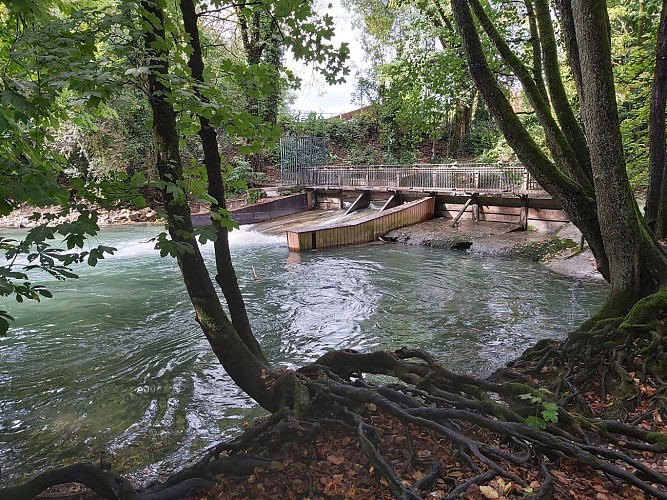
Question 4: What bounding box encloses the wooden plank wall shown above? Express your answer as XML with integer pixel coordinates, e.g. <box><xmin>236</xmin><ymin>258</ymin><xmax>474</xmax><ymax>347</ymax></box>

<box><xmin>287</xmin><ymin>197</ymin><xmax>435</xmax><ymax>252</ymax></box>
<box><xmin>435</xmin><ymin>194</ymin><xmax>567</xmax><ymax>226</ymax></box>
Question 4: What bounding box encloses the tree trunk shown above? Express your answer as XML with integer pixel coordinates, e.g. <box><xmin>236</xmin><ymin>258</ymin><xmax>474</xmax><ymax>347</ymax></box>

<box><xmin>140</xmin><ymin>0</ymin><xmax>275</xmax><ymax>411</ymax></box>
<box><xmin>525</xmin><ymin>0</ymin><xmax>549</xmax><ymax>104</ymax></box>
<box><xmin>646</xmin><ymin>0</ymin><xmax>667</xmax><ymax>238</ymax></box>
<box><xmin>179</xmin><ymin>0</ymin><xmax>267</xmax><ymax>364</ymax></box>
<box><xmin>450</xmin><ymin>0</ymin><xmax>609</xmax><ymax>280</ymax></box>
<box><xmin>468</xmin><ymin>0</ymin><xmax>594</xmax><ymax>197</ymax></box>
<box><xmin>260</xmin><ymin>21</ymin><xmax>282</xmax><ymax>125</ymax></box>
<box><xmin>534</xmin><ymin>0</ymin><xmax>592</xmax><ymax>183</ymax></box>
<box><xmin>236</xmin><ymin>6</ymin><xmax>282</xmax><ymax>123</ymax></box>
<box><xmin>638</xmin><ymin>0</ymin><xmax>647</xmax><ymax>43</ymax></box>
<box><xmin>572</xmin><ymin>0</ymin><xmax>667</xmax><ymax>316</ymax></box>
<box><xmin>553</xmin><ymin>0</ymin><xmax>584</xmax><ymax>102</ymax></box>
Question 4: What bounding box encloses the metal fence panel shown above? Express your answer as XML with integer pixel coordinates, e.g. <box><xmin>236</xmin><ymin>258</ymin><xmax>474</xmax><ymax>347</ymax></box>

<box><xmin>291</xmin><ymin>163</ymin><xmax>542</xmax><ymax>193</ymax></box>
<box><xmin>280</xmin><ymin>136</ymin><xmax>327</xmax><ymax>185</ymax></box>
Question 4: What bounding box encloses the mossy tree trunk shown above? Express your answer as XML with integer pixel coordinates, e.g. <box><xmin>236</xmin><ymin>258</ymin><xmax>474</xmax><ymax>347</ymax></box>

<box><xmin>645</xmin><ymin>0</ymin><xmax>667</xmax><ymax>239</ymax></box>
<box><xmin>572</xmin><ymin>0</ymin><xmax>667</xmax><ymax>316</ymax></box>
<box><xmin>450</xmin><ymin>0</ymin><xmax>667</xmax><ymax>317</ymax></box>
<box><xmin>450</xmin><ymin>0</ymin><xmax>609</xmax><ymax>281</ymax></box>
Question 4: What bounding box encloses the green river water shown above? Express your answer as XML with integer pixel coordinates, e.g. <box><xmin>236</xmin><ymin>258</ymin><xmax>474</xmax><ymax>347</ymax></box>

<box><xmin>0</xmin><ymin>225</ymin><xmax>607</xmax><ymax>484</ymax></box>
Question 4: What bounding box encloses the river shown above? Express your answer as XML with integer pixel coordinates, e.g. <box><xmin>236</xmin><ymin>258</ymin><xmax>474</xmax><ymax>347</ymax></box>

<box><xmin>0</xmin><ymin>225</ymin><xmax>607</xmax><ymax>484</ymax></box>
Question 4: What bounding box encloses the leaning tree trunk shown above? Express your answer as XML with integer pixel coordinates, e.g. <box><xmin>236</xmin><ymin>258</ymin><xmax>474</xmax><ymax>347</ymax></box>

<box><xmin>572</xmin><ymin>0</ymin><xmax>667</xmax><ymax>316</ymax></box>
<box><xmin>646</xmin><ymin>0</ymin><xmax>667</xmax><ymax>239</ymax></box>
<box><xmin>450</xmin><ymin>0</ymin><xmax>610</xmax><ymax>280</ymax></box>
<box><xmin>553</xmin><ymin>0</ymin><xmax>584</xmax><ymax>120</ymax></box>
<box><xmin>533</xmin><ymin>0</ymin><xmax>592</xmax><ymax>183</ymax></box>
<box><xmin>179</xmin><ymin>0</ymin><xmax>267</xmax><ymax>364</ymax></box>
<box><xmin>141</xmin><ymin>0</ymin><xmax>275</xmax><ymax>411</ymax></box>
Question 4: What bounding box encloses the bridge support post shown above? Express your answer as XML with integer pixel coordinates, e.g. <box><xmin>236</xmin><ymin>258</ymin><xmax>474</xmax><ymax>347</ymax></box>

<box><xmin>381</xmin><ymin>193</ymin><xmax>403</xmax><ymax>211</ymax></box>
<box><xmin>472</xmin><ymin>194</ymin><xmax>479</xmax><ymax>221</ymax></box>
<box><xmin>345</xmin><ymin>190</ymin><xmax>371</xmax><ymax>215</ymax></box>
<box><xmin>520</xmin><ymin>195</ymin><xmax>529</xmax><ymax>230</ymax></box>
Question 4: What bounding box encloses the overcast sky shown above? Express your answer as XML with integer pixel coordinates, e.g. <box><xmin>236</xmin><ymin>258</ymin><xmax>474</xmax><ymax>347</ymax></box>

<box><xmin>285</xmin><ymin>1</ymin><xmax>366</xmax><ymax>116</ymax></box>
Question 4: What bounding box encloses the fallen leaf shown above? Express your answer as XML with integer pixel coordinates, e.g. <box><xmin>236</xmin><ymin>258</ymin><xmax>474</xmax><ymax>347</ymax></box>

<box><xmin>326</xmin><ymin>454</ymin><xmax>345</xmax><ymax>465</ymax></box>
<box><xmin>479</xmin><ymin>485</ymin><xmax>500</xmax><ymax>499</ymax></box>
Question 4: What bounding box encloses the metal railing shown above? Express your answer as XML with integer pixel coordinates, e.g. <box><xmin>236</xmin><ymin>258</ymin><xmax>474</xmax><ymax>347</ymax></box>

<box><xmin>294</xmin><ymin>163</ymin><xmax>543</xmax><ymax>193</ymax></box>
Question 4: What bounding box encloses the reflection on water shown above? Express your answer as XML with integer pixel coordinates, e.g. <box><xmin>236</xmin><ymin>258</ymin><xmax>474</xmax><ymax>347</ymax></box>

<box><xmin>0</xmin><ymin>225</ymin><xmax>607</xmax><ymax>483</ymax></box>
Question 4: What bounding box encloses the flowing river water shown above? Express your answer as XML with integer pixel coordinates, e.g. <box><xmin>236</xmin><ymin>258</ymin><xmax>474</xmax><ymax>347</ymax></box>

<box><xmin>0</xmin><ymin>224</ymin><xmax>608</xmax><ymax>484</ymax></box>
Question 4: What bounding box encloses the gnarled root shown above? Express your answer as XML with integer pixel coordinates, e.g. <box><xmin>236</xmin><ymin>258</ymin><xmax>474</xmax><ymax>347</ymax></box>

<box><xmin>3</xmin><ymin>335</ymin><xmax>667</xmax><ymax>499</ymax></box>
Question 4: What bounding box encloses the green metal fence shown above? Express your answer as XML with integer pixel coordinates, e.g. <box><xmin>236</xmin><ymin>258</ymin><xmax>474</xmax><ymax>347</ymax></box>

<box><xmin>280</xmin><ymin>136</ymin><xmax>327</xmax><ymax>185</ymax></box>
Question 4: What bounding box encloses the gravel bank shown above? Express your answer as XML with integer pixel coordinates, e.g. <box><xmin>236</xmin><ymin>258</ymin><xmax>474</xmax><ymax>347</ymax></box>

<box><xmin>385</xmin><ymin>218</ymin><xmax>603</xmax><ymax>281</ymax></box>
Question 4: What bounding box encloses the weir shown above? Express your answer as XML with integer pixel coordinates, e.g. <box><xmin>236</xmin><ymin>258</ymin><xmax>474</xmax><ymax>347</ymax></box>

<box><xmin>286</xmin><ymin>197</ymin><xmax>435</xmax><ymax>252</ymax></box>
<box><xmin>190</xmin><ymin>163</ymin><xmax>568</xmax><ymax>248</ymax></box>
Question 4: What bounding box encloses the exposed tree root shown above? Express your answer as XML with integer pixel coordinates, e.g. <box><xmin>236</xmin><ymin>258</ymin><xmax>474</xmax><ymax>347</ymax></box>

<box><xmin>4</xmin><ymin>298</ymin><xmax>667</xmax><ymax>499</ymax></box>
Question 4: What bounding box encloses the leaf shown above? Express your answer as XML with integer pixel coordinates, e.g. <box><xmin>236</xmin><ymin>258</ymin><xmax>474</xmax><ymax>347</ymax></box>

<box><xmin>326</xmin><ymin>454</ymin><xmax>345</xmax><ymax>465</ymax></box>
<box><xmin>479</xmin><ymin>485</ymin><xmax>499</xmax><ymax>499</ymax></box>
<box><xmin>0</xmin><ymin>317</ymin><xmax>9</xmax><ymax>336</ymax></box>
<box><xmin>525</xmin><ymin>416</ymin><xmax>546</xmax><ymax>429</ymax></box>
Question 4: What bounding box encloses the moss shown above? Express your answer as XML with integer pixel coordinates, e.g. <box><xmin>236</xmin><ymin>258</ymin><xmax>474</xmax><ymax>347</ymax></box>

<box><xmin>646</xmin><ymin>432</ymin><xmax>667</xmax><ymax>452</ymax></box>
<box><xmin>515</xmin><ymin>236</ymin><xmax>578</xmax><ymax>262</ymax></box>
<box><xmin>620</xmin><ymin>290</ymin><xmax>667</xmax><ymax>330</ymax></box>
<box><xmin>451</xmin><ymin>238</ymin><xmax>473</xmax><ymax>250</ymax></box>
<box><xmin>271</xmin><ymin>373</ymin><xmax>311</xmax><ymax>419</ymax></box>
<box><xmin>278</xmin><ymin>186</ymin><xmax>304</xmax><ymax>196</ymax></box>
<box><xmin>246</xmin><ymin>188</ymin><xmax>265</xmax><ymax>205</ymax></box>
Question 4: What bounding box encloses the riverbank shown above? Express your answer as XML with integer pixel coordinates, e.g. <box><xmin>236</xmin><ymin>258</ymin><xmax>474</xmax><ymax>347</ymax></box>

<box><xmin>0</xmin><ymin>205</ymin><xmax>161</xmax><ymax>227</ymax></box>
<box><xmin>385</xmin><ymin>219</ymin><xmax>602</xmax><ymax>281</ymax></box>
<box><xmin>0</xmin><ymin>193</ymin><xmax>286</xmax><ymax>228</ymax></box>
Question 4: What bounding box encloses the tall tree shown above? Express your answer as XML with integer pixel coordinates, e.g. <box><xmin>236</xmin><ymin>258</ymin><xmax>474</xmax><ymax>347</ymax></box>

<box><xmin>139</xmin><ymin>0</ymin><xmax>276</xmax><ymax>409</ymax></box>
<box><xmin>645</xmin><ymin>0</ymin><xmax>667</xmax><ymax>238</ymax></box>
<box><xmin>235</xmin><ymin>4</ymin><xmax>283</xmax><ymax>123</ymax></box>
<box><xmin>449</xmin><ymin>0</ymin><xmax>667</xmax><ymax>317</ymax></box>
<box><xmin>346</xmin><ymin>0</ymin><xmax>479</xmax><ymax>159</ymax></box>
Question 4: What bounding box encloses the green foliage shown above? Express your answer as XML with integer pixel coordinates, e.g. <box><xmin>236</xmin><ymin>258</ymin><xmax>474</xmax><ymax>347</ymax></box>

<box><xmin>282</xmin><ymin>112</ymin><xmax>385</xmax><ymax>164</ymax></box>
<box><xmin>245</xmin><ymin>188</ymin><xmax>263</xmax><ymax>205</ymax></box>
<box><xmin>0</xmin><ymin>0</ymin><xmax>355</xmax><ymax>333</ymax></box>
<box><xmin>609</xmin><ymin>0</ymin><xmax>661</xmax><ymax>190</ymax></box>
<box><xmin>225</xmin><ymin>158</ymin><xmax>268</xmax><ymax>197</ymax></box>
<box><xmin>518</xmin><ymin>391</ymin><xmax>559</xmax><ymax>429</ymax></box>
<box><xmin>284</xmin><ymin>114</ymin><xmax>362</xmax><ymax>145</ymax></box>
<box><xmin>154</xmin><ymin>231</ymin><xmax>195</xmax><ymax>258</ymax></box>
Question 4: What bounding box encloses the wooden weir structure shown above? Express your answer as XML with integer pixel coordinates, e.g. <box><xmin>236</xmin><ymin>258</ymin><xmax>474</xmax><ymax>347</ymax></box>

<box><xmin>282</xmin><ymin>163</ymin><xmax>567</xmax><ymax>252</ymax></box>
<box><xmin>287</xmin><ymin>197</ymin><xmax>435</xmax><ymax>252</ymax></box>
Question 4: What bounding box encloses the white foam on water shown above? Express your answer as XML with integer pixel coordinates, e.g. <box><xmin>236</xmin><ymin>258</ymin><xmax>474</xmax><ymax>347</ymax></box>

<box><xmin>226</xmin><ymin>226</ymin><xmax>286</xmax><ymax>248</ymax></box>
<box><xmin>110</xmin><ymin>238</ymin><xmax>159</xmax><ymax>259</ymax></box>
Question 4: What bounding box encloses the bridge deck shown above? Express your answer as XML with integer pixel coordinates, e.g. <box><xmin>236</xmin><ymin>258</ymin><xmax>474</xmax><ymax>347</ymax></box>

<box><xmin>289</xmin><ymin>163</ymin><xmax>547</xmax><ymax>196</ymax></box>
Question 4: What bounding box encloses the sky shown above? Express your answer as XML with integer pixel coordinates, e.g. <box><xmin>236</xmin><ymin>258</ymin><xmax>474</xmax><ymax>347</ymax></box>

<box><xmin>285</xmin><ymin>1</ymin><xmax>367</xmax><ymax>116</ymax></box>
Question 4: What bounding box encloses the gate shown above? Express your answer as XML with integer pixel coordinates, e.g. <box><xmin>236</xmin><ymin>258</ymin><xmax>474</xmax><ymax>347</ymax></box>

<box><xmin>280</xmin><ymin>136</ymin><xmax>327</xmax><ymax>185</ymax></box>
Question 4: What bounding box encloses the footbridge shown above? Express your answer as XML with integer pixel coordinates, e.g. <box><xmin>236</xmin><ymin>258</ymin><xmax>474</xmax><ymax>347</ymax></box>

<box><xmin>283</xmin><ymin>163</ymin><xmax>569</xmax><ymax>252</ymax></box>
<box><xmin>294</xmin><ymin>163</ymin><xmax>542</xmax><ymax>194</ymax></box>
